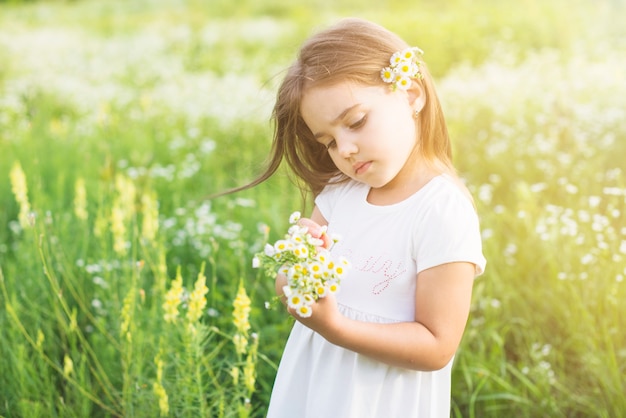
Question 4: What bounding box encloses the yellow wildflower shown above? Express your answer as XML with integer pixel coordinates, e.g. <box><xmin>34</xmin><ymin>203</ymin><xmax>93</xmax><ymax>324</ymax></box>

<box><xmin>120</xmin><ymin>288</ymin><xmax>135</xmax><ymax>342</ymax></box>
<box><xmin>232</xmin><ymin>281</ymin><xmax>251</xmax><ymax>335</ymax></box>
<box><xmin>73</xmin><ymin>177</ymin><xmax>88</xmax><ymax>221</ymax></box>
<box><xmin>153</xmin><ymin>353</ymin><xmax>169</xmax><ymax>417</ymax></box>
<box><xmin>186</xmin><ymin>264</ymin><xmax>208</xmax><ymax>324</ymax></box>
<box><xmin>243</xmin><ymin>333</ymin><xmax>259</xmax><ymax>395</ymax></box>
<box><xmin>233</xmin><ymin>333</ymin><xmax>248</xmax><ymax>356</ymax></box>
<box><xmin>115</xmin><ymin>174</ymin><xmax>136</xmax><ymax>217</ymax></box>
<box><xmin>163</xmin><ymin>267</ymin><xmax>184</xmax><ymax>323</ymax></box>
<box><xmin>35</xmin><ymin>329</ymin><xmax>45</xmax><ymax>351</ymax></box>
<box><xmin>63</xmin><ymin>354</ymin><xmax>74</xmax><ymax>378</ymax></box>
<box><xmin>232</xmin><ymin>281</ymin><xmax>252</xmax><ymax>355</ymax></box>
<box><xmin>230</xmin><ymin>366</ymin><xmax>240</xmax><ymax>385</ymax></box>
<box><xmin>110</xmin><ymin>174</ymin><xmax>136</xmax><ymax>255</ymax></box>
<box><xmin>9</xmin><ymin>161</ymin><xmax>31</xmax><ymax>229</ymax></box>
<box><xmin>141</xmin><ymin>190</ymin><xmax>159</xmax><ymax>242</ymax></box>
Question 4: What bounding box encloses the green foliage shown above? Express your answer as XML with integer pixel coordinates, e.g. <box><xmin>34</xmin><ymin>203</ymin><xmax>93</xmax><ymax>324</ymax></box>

<box><xmin>1</xmin><ymin>0</ymin><xmax>625</xmax><ymax>417</ymax></box>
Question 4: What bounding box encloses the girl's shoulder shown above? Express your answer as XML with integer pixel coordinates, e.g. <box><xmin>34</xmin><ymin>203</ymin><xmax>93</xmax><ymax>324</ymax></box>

<box><xmin>315</xmin><ymin>179</ymin><xmax>367</xmax><ymax>217</ymax></box>
<box><xmin>422</xmin><ymin>174</ymin><xmax>476</xmax><ymax>209</ymax></box>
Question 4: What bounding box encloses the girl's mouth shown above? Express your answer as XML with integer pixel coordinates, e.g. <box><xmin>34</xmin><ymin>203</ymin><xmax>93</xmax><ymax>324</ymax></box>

<box><xmin>353</xmin><ymin>161</ymin><xmax>371</xmax><ymax>175</ymax></box>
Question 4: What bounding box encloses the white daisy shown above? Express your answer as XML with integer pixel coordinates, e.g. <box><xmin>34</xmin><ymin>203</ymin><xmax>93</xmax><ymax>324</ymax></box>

<box><xmin>289</xmin><ymin>211</ymin><xmax>301</xmax><ymax>224</ymax></box>
<box><xmin>380</xmin><ymin>67</ymin><xmax>395</xmax><ymax>83</ymax></box>
<box><xmin>296</xmin><ymin>304</ymin><xmax>312</xmax><ymax>318</ymax></box>
<box><xmin>274</xmin><ymin>239</ymin><xmax>290</xmax><ymax>253</ymax></box>
<box><xmin>395</xmin><ymin>75</ymin><xmax>412</xmax><ymax>90</ymax></box>
<box><xmin>390</xmin><ymin>51</ymin><xmax>403</xmax><ymax>66</ymax></box>
<box><xmin>287</xmin><ymin>292</ymin><xmax>304</xmax><ymax>309</ymax></box>
<box><xmin>263</xmin><ymin>243</ymin><xmax>275</xmax><ymax>256</ymax></box>
<box><xmin>400</xmin><ymin>48</ymin><xmax>415</xmax><ymax>61</ymax></box>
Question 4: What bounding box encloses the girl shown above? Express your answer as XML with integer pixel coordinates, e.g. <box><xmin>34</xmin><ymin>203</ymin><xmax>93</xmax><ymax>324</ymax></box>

<box><xmin>235</xmin><ymin>18</ymin><xmax>486</xmax><ymax>417</ymax></box>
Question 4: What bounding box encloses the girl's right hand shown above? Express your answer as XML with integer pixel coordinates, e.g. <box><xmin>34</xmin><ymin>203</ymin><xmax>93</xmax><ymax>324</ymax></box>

<box><xmin>297</xmin><ymin>217</ymin><xmax>332</xmax><ymax>250</ymax></box>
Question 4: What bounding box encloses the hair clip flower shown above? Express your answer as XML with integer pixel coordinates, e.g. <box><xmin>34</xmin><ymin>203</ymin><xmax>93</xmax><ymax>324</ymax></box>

<box><xmin>380</xmin><ymin>47</ymin><xmax>424</xmax><ymax>90</ymax></box>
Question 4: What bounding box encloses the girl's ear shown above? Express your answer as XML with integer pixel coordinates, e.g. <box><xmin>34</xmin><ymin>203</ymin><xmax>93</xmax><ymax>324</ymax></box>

<box><xmin>407</xmin><ymin>82</ymin><xmax>426</xmax><ymax>114</ymax></box>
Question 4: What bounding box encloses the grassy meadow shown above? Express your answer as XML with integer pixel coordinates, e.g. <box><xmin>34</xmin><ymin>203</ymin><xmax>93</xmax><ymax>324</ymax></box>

<box><xmin>1</xmin><ymin>0</ymin><xmax>625</xmax><ymax>416</ymax></box>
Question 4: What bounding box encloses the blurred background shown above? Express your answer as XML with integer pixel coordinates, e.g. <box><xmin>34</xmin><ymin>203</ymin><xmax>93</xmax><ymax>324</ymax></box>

<box><xmin>1</xmin><ymin>0</ymin><xmax>625</xmax><ymax>417</ymax></box>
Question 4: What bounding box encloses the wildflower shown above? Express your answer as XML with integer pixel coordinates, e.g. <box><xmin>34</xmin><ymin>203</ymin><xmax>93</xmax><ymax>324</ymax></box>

<box><xmin>395</xmin><ymin>75</ymin><xmax>412</xmax><ymax>90</ymax></box>
<box><xmin>63</xmin><ymin>354</ymin><xmax>74</xmax><ymax>378</ymax></box>
<box><xmin>274</xmin><ymin>239</ymin><xmax>290</xmax><ymax>253</ymax></box>
<box><xmin>9</xmin><ymin>161</ymin><xmax>32</xmax><ymax>229</ymax></box>
<box><xmin>233</xmin><ymin>281</ymin><xmax>251</xmax><ymax>335</ymax></box>
<box><xmin>186</xmin><ymin>263</ymin><xmax>208</xmax><ymax>324</ymax></box>
<box><xmin>153</xmin><ymin>353</ymin><xmax>169</xmax><ymax>417</ymax></box>
<box><xmin>286</xmin><ymin>291</ymin><xmax>304</xmax><ymax>310</ymax></box>
<box><xmin>73</xmin><ymin>177</ymin><xmax>88</xmax><ymax>221</ymax></box>
<box><xmin>380</xmin><ymin>67</ymin><xmax>395</xmax><ymax>83</ymax></box>
<box><xmin>296</xmin><ymin>304</ymin><xmax>312</xmax><ymax>318</ymax></box>
<box><xmin>315</xmin><ymin>282</ymin><xmax>327</xmax><ymax>297</ymax></box>
<box><xmin>35</xmin><ymin>329</ymin><xmax>45</xmax><ymax>351</ymax></box>
<box><xmin>233</xmin><ymin>333</ymin><xmax>248</xmax><ymax>356</ymax></box>
<box><xmin>252</xmin><ymin>256</ymin><xmax>261</xmax><ymax>268</ymax></box>
<box><xmin>69</xmin><ymin>307</ymin><xmax>78</xmax><ymax>333</ymax></box>
<box><xmin>293</xmin><ymin>244</ymin><xmax>309</xmax><ymax>259</ymax></box>
<box><xmin>397</xmin><ymin>61</ymin><xmax>418</xmax><ymax>76</ymax></box>
<box><xmin>115</xmin><ymin>174</ymin><xmax>137</xmax><ymax>217</ymax></box>
<box><xmin>381</xmin><ymin>47</ymin><xmax>424</xmax><ymax>91</ymax></box>
<box><xmin>163</xmin><ymin>267</ymin><xmax>184</xmax><ymax>323</ymax></box>
<box><xmin>141</xmin><ymin>190</ymin><xmax>159</xmax><ymax>241</ymax></box>
<box><xmin>328</xmin><ymin>281</ymin><xmax>340</xmax><ymax>293</ymax></box>
<box><xmin>232</xmin><ymin>281</ymin><xmax>252</xmax><ymax>355</ymax></box>
<box><xmin>120</xmin><ymin>288</ymin><xmax>135</xmax><ymax>342</ymax></box>
<box><xmin>289</xmin><ymin>211</ymin><xmax>301</xmax><ymax>224</ymax></box>
<box><xmin>230</xmin><ymin>366</ymin><xmax>240</xmax><ymax>385</ymax></box>
<box><xmin>243</xmin><ymin>333</ymin><xmax>259</xmax><ymax>394</ymax></box>
<box><xmin>253</xmin><ymin>211</ymin><xmax>351</xmax><ymax>318</ymax></box>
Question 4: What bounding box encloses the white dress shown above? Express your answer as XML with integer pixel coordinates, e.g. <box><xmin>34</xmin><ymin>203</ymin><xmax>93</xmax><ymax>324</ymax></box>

<box><xmin>266</xmin><ymin>175</ymin><xmax>486</xmax><ymax>418</ymax></box>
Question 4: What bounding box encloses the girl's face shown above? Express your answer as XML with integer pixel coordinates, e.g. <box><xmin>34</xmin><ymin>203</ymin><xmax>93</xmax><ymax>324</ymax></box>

<box><xmin>300</xmin><ymin>81</ymin><xmax>423</xmax><ymax>192</ymax></box>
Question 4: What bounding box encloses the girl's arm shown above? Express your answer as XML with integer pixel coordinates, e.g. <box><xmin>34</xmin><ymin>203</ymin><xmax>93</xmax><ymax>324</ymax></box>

<box><xmin>278</xmin><ymin>206</ymin><xmax>476</xmax><ymax>371</ymax></box>
<box><xmin>298</xmin><ymin>262</ymin><xmax>474</xmax><ymax>371</ymax></box>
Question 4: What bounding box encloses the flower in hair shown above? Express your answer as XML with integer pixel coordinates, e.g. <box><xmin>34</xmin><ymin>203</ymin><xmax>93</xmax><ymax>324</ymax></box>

<box><xmin>380</xmin><ymin>47</ymin><xmax>424</xmax><ymax>91</ymax></box>
<box><xmin>252</xmin><ymin>212</ymin><xmax>350</xmax><ymax>318</ymax></box>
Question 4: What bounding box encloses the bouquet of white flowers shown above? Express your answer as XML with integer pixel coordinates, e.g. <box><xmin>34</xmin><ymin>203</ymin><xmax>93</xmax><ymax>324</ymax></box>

<box><xmin>253</xmin><ymin>212</ymin><xmax>350</xmax><ymax>318</ymax></box>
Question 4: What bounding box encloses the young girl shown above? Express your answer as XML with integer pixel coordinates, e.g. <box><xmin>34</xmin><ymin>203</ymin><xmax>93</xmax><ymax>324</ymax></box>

<box><xmin>235</xmin><ymin>17</ymin><xmax>486</xmax><ymax>417</ymax></box>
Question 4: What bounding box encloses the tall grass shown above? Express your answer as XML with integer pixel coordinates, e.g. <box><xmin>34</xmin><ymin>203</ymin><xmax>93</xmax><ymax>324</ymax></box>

<box><xmin>1</xmin><ymin>0</ymin><xmax>625</xmax><ymax>416</ymax></box>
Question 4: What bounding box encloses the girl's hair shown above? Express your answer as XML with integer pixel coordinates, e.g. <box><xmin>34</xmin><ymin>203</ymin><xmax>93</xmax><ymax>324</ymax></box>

<box><xmin>225</xmin><ymin>17</ymin><xmax>454</xmax><ymax>198</ymax></box>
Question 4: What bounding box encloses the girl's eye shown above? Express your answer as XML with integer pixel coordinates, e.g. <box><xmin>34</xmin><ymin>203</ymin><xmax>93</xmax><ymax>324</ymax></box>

<box><xmin>326</xmin><ymin>139</ymin><xmax>336</xmax><ymax>150</ymax></box>
<box><xmin>349</xmin><ymin>116</ymin><xmax>367</xmax><ymax>130</ymax></box>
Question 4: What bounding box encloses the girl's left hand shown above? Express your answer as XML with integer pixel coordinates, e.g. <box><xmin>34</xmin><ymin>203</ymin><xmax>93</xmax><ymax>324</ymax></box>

<box><xmin>287</xmin><ymin>293</ymin><xmax>342</xmax><ymax>340</ymax></box>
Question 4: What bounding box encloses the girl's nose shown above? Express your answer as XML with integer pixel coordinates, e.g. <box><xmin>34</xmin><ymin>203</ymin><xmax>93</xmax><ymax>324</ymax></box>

<box><xmin>336</xmin><ymin>137</ymin><xmax>358</xmax><ymax>158</ymax></box>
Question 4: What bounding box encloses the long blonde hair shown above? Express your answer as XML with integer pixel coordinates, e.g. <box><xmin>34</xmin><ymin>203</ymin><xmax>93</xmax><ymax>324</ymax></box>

<box><xmin>225</xmin><ymin>18</ymin><xmax>454</xmax><ymax>198</ymax></box>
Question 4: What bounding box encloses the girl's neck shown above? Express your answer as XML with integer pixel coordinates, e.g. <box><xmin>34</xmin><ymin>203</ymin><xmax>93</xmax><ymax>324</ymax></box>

<box><xmin>366</xmin><ymin>161</ymin><xmax>440</xmax><ymax>206</ymax></box>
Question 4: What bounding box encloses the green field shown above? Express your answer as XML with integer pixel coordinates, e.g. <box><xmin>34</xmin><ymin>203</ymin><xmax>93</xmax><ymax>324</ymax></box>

<box><xmin>1</xmin><ymin>0</ymin><xmax>625</xmax><ymax>416</ymax></box>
